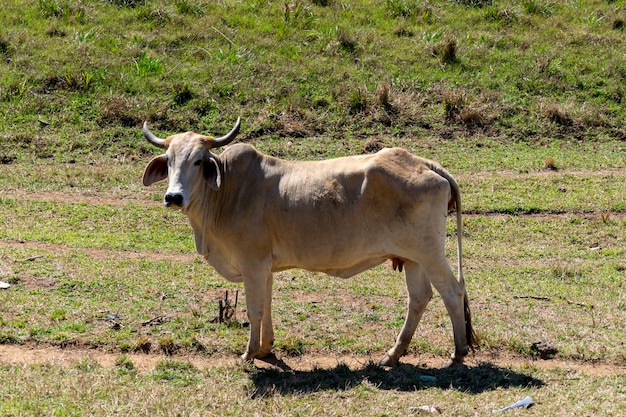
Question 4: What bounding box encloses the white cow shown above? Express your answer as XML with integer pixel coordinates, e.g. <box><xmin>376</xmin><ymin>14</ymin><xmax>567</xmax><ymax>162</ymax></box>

<box><xmin>142</xmin><ymin>118</ymin><xmax>477</xmax><ymax>366</ymax></box>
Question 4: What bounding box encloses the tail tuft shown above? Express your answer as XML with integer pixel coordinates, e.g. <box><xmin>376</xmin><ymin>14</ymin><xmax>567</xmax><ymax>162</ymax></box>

<box><xmin>464</xmin><ymin>292</ymin><xmax>479</xmax><ymax>352</ymax></box>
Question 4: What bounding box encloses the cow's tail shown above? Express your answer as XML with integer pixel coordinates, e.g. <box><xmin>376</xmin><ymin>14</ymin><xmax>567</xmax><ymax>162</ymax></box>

<box><xmin>432</xmin><ymin>164</ymin><xmax>479</xmax><ymax>352</ymax></box>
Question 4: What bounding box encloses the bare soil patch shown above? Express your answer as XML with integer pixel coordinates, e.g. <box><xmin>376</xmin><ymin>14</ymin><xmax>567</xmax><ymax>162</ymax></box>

<box><xmin>0</xmin><ymin>240</ymin><xmax>196</xmax><ymax>264</ymax></box>
<box><xmin>454</xmin><ymin>167</ymin><xmax>626</xmax><ymax>180</ymax></box>
<box><xmin>0</xmin><ymin>344</ymin><xmax>623</xmax><ymax>377</ymax></box>
<box><xmin>2</xmin><ymin>189</ymin><xmax>160</xmax><ymax>208</ymax></box>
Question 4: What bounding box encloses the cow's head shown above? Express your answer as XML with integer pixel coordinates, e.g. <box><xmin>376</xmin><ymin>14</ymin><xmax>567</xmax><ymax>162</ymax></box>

<box><xmin>141</xmin><ymin>118</ymin><xmax>241</xmax><ymax>210</ymax></box>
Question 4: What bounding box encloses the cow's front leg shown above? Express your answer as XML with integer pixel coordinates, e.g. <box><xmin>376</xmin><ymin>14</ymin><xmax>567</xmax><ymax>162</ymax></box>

<box><xmin>259</xmin><ymin>273</ymin><xmax>274</xmax><ymax>358</ymax></box>
<box><xmin>240</xmin><ymin>270</ymin><xmax>273</xmax><ymax>362</ymax></box>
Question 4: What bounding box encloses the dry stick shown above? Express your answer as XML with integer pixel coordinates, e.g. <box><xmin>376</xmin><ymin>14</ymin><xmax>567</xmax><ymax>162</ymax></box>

<box><xmin>513</xmin><ymin>295</ymin><xmax>551</xmax><ymax>301</ymax></box>
<box><xmin>212</xmin><ymin>26</ymin><xmax>236</xmax><ymax>47</ymax></box>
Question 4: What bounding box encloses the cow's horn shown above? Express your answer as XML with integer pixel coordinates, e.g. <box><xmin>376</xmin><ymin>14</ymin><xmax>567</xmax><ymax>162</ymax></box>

<box><xmin>211</xmin><ymin>117</ymin><xmax>241</xmax><ymax>148</ymax></box>
<box><xmin>142</xmin><ymin>121</ymin><xmax>167</xmax><ymax>149</ymax></box>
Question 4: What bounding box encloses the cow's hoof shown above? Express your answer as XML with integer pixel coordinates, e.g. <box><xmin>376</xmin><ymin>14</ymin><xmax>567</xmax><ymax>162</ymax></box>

<box><xmin>240</xmin><ymin>352</ymin><xmax>256</xmax><ymax>363</ymax></box>
<box><xmin>378</xmin><ymin>353</ymin><xmax>399</xmax><ymax>368</ymax></box>
<box><xmin>257</xmin><ymin>347</ymin><xmax>274</xmax><ymax>359</ymax></box>
<box><xmin>443</xmin><ymin>358</ymin><xmax>466</xmax><ymax>369</ymax></box>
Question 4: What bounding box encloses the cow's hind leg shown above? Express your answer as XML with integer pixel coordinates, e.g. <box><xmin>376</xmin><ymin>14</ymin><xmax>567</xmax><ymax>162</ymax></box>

<box><xmin>427</xmin><ymin>256</ymin><xmax>470</xmax><ymax>366</ymax></box>
<box><xmin>380</xmin><ymin>261</ymin><xmax>432</xmax><ymax>367</ymax></box>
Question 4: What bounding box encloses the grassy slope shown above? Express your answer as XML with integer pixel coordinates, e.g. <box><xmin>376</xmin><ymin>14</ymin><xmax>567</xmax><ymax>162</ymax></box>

<box><xmin>0</xmin><ymin>1</ymin><xmax>625</xmax><ymax>416</ymax></box>
<box><xmin>1</xmin><ymin>0</ymin><xmax>625</xmax><ymax>163</ymax></box>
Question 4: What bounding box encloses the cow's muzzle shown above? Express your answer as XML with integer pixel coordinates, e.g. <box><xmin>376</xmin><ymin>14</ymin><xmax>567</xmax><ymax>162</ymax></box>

<box><xmin>164</xmin><ymin>192</ymin><xmax>184</xmax><ymax>208</ymax></box>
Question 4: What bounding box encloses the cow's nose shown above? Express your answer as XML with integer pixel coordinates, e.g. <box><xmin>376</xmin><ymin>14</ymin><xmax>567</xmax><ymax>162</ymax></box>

<box><xmin>164</xmin><ymin>193</ymin><xmax>184</xmax><ymax>207</ymax></box>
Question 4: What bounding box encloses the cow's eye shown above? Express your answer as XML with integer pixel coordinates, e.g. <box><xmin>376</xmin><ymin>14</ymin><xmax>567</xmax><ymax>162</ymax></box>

<box><xmin>193</xmin><ymin>160</ymin><xmax>202</xmax><ymax>166</ymax></box>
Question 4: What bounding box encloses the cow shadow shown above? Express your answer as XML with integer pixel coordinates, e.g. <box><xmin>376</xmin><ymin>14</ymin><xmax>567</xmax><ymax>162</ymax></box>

<box><xmin>247</xmin><ymin>358</ymin><xmax>544</xmax><ymax>398</ymax></box>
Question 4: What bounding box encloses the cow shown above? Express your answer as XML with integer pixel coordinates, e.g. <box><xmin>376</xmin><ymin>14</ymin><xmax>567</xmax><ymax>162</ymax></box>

<box><xmin>141</xmin><ymin>118</ymin><xmax>477</xmax><ymax>367</ymax></box>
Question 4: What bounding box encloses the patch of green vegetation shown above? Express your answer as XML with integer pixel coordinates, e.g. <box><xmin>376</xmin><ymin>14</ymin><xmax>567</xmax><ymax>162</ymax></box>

<box><xmin>1</xmin><ymin>0</ymin><xmax>625</xmax><ymax>165</ymax></box>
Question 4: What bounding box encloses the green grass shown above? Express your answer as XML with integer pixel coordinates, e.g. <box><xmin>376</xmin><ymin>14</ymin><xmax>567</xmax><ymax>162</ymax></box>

<box><xmin>0</xmin><ymin>212</ymin><xmax>623</xmax><ymax>360</ymax></box>
<box><xmin>1</xmin><ymin>0</ymin><xmax>625</xmax><ymax>415</ymax></box>
<box><xmin>2</xmin><ymin>0</ymin><xmax>626</xmax><ymax>163</ymax></box>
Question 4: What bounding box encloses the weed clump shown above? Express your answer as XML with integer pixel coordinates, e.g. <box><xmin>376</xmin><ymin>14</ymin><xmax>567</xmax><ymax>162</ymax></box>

<box><xmin>348</xmin><ymin>87</ymin><xmax>368</xmax><ymax>114</ymax></box>
<box><xmin>0</xmin><ymin>38</ymin><xmax>10</xmax><ymax>57</ymax></box>
<box><xmin>98</xmin><ymin>95</ymin><xmax>143</xmax><ymax>128</ymax></box>
<box><xmin>543</xmin><ymin>156</ymin><xmax>557</xmax><ymax>170</ymax></box>
<box><xmin>38</xmin><ymin>0</ymin><xmax>72</xmax><ymax>18</ymax></box>
<box><xmin>386</xmin><ymin>0</ymin><xmax>421</xmax><ymax>18</ymax></box>
<box><xmin>134</xmin><ymin>335</ymin><xmax>152</xmax><ymax>354</ymax></box>
<box><xmin>376</xmin><ymin>82</ymin><xmax>396</xmax><ymax>114</ymax></box>
<box><xmin>172</xmin><ymin>82</ymin><xmax>194</xmax><ymax>106</ymax></box>
<box><xmin>544</xmin><ymin>105</ymin><xmax>573</xmax><ymax>126</ymax></box>
<box><xmin>158</xmin><ymin>335</ymin><xmax>179</xmax><ymax>355</ymax></box>
<box><xmin>455</xmin><ymin>0</ymin><xmax>493</xmax><ymax>7</ymax></box>
<box><xmin>103</xmin><ymin>0</ymin><xmax>146</xmax><ymax>8</ymax></box>
<box><xmin>523</xmin><ymin>0</ymin><xmax>554</xmax><ymax>16</ymax></box>
<box><xmin>433</xmin><ymin>38</ymin><xmax>459</xmax><ymax>65</ymax></box>
<box><xmin>364</xmin><ymin>137</ymin><xmax>385</xmax><ymax>153</ymax></box>
<box><xmin>336</xmin><ymin>28</ymin><xmax>358</xmax><ymax>55</ymax></box>
<box><xmin>443</xmin><ymin>90</ymin><xmax>464</xmax><ymax>120</ymax></box>
<box><xmin>459</xmin><ymin>108</ymin><xmax>484</xmax><ymax>127</ymax></box>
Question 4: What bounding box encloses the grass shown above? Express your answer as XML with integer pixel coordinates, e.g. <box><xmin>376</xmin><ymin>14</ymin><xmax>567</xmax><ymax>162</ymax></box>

<box><xmin>0</xmin><ymin>358</ymin><xmax>624</xmax><ymax>416</ymax></box>
<box><xmin>0</xmin><ymin>211</ymin><xmax>623</xmax><ymax>360</ymax></box>
<box><xmin>0</xmin><ymin>0</ymin><xmax>625</xmax><ymax>415</ymax></box>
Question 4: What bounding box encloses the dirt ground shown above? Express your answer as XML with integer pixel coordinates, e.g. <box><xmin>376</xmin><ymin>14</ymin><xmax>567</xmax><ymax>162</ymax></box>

<box><xmin>1</xmin><ymin>343</ymin><xmax>624</xmax><ymax>377</ymax></box>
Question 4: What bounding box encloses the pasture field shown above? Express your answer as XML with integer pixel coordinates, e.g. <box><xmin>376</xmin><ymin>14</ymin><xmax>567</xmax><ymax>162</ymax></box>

<box><xmin>0</xmin><ymin>0</ymin><xmax>625</xmax><ymax>416</ymax></box>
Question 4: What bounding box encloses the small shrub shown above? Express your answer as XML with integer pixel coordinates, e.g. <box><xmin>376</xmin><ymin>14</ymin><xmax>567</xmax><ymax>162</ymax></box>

<box><xmin>103</xmin><ymin>0</ymin><xmax>145</xmax><ymax>8</ymax></box>
<box><xmin>134</xmin><ymin>53</ymin><xmax>164</xmax><ymax>77</ymax></box>
<box><xmin>544</xmin><ymin>156</ymin><xmax>557</xmax><ymax>170</ymax></box>
<box><xmin>441</xmin><ymin>38</ymin><xmax>458</xmax><ymax>64</ymax></box>
<box><xmin>544</xmin><ymin>104</ymin><xmax>573</xmax><ymax>126</ymax></box>
<box><xmin>50</xmin><ymin>309</ymin><xmax>66</xmax><ymax>321</ymax></box>
<box><xmin>159</xmin><ymin>334</ymin><xmax>178</xmax><ymax>355</ymax></box>
<box><xmin>364</xmin><ymin>137</ymin><xmax>385</xmax><ymax>153</ymax></box>
<box><xmin>443</xmin><ymin>90</ymin><xmax>464</xmax><ymax>119</ymax></box>
<box><xmin>433</xmin><ymin>38</ymin><xmax>459</xmax><ymax>64</ymax></box>
<box><xmin>459</xmin><ymin>108</ymin><xmax>484</xmax><ymax>127</ymax></box>
<box><xmin>386</xmin><ymin>0</ymin><xmax>421</xmax><ymax>18</ymax></box>
<box><xmin>175</xmin><ymin>0</ymin><xmax>206</xmax><ymax>16</ymax></box>
<box><xmin>172</xmin><ymin>82</ymin><xmax>194</xmax><ymax>106</ymax></box>
<box><xmin>38</xmin><ymin>0</ymin><xmax>72</xmax><ymax>18</ymax></box>
<box><xmin>455</xmin><ymin>0</ymin><xmax>493</xmax><ymax>7</ymax></box>
<box><xmin>376</xmin><ymin>82</ymin><xmax>394</xmax><ymax>112</ymax></box>
<box><xmin>134</xmin><ymin>335</ymin><xmax>152</xmax><ymax>353</ymax></box>
<box><xmin>336</xmin><ymin>28</ymin><xmax>358</xmax><ymax>55</ymax></box>
<box><xmin>348</xmin><ymin>87</ymin><xmax>368</xmax><ymax>114</ymax></box>
<box><xmin>523</xmin><ymin>0</ymin><xmax>554</xmax><ymax>16</ymax></box>
<box><xmin>0</xmin><ymin>38</ymin><xmax>10</xmax><ymax>57</ymax></box>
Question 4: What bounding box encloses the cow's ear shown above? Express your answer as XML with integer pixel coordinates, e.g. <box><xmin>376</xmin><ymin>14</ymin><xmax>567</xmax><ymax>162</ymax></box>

<box><xmin>203</xmin><ymin>157</ymin><xmax>221</xmax><ymax>191</ymax></box>
<box><xmin>142</xmin><ymin>155</ymin><xmax>168</xmax><ymax>186</ymax></box>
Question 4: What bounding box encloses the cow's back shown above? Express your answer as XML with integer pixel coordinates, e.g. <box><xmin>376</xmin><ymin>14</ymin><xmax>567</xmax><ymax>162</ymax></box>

<box><xmin>256</xmin><ymin>147</ymin><xmax>453</xmax><ymax>274</ymax></box>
